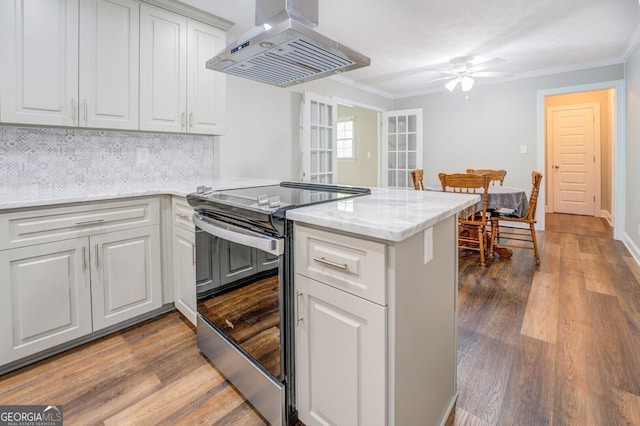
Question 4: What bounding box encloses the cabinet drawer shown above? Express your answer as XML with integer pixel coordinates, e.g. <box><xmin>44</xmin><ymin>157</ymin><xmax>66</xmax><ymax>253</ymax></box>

<box><xmin>172</xmin><ymin>197</ymin><xmax>195</xmax><ymax>231</ymax></box>
<box><xmin>295</xmin><ymin>224</ymin><xmax>386</xmax><ymax>305</ymax></box>
<box><xmin>0</xmin><ymin>198</ymin><xmax>160</xmax><ymax>250</ymax></box>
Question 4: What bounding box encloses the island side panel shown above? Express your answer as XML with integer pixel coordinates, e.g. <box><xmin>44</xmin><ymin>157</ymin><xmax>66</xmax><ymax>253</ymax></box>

<box><xmin>388</xmin><ymin>214</ymin><xmax>457</xmax><ymax>425</ymax></box>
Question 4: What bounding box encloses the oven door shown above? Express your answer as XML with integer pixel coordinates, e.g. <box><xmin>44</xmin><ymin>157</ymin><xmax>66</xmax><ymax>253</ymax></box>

<box><xmin>193</xmin><ymin>213</ymin><xmax>286</xmax><ymax>425</ymax></box>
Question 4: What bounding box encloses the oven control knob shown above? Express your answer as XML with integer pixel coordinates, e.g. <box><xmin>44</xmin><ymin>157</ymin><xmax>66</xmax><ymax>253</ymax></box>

<box><xmin>257</xmin><ymin>194</ymin><xmax>269</xmax><ymax>206</ymax></box>
<box><xmin>268</xmin><ymin>196</ymin><xmax>281</xmax><ymax>208</ymax></box>
<box><xmin>197</xmin><ymin>185</ymin><xmax>212</xmax><ymax>194</ymax></box>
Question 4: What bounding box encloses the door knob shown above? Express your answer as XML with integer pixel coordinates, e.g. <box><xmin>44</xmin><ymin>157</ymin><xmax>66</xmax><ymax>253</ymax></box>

<box><xmin>554</xmin><ymin>165</ymin><xmax>560</xmax><ymax>169</ymax></box>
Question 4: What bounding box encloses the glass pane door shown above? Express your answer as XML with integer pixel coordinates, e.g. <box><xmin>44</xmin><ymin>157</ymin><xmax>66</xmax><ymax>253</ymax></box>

<box><xmin>382</xmin><ymin>109</ymin><xmax>423</xmax><ymax>188</ymax></box>
<box><xmin>302</xmin><ymin>92</ymin><xmax>337</xmax><ymax>183</ymax></box>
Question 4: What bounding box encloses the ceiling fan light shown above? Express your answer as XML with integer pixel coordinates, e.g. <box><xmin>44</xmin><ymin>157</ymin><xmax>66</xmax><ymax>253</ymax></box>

<box><xmin>461</xmin><ymin>76</ymin><xmax>474</xmax><ymax>92</ymax></box>
<box><xmin>445</xmin><ymin>79</ymin><xmax>459</xmax><ymax>92</ymax></box>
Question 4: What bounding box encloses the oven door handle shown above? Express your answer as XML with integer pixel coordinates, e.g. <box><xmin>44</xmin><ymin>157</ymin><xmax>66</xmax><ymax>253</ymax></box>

<box><xmin>193</xmin><ymin>214</ymin><xmax>284</xmax><ymax>256</ymax></box>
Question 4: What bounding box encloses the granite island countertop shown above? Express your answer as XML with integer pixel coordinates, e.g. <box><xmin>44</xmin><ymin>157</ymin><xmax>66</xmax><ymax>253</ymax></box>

<box><xmin>0</xmin><ymin>178</ymin><xmax>280</xmax><ymax>210</ymax></box>
<box><xmin>286</xmin><ymin>187</ymin><xmax>479</xmax><ymax>242</ymax></box>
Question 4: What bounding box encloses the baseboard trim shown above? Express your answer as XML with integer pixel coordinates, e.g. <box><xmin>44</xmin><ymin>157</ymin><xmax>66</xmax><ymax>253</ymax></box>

<box><xmin>623</xmin><ymin>233</ymin><xmax>640</xmax><ymax>269</ymax></box>
<box><xmin>601</xmin><ymin>209</ymin><xmax>613</xmax><ymax>226</ymax></box>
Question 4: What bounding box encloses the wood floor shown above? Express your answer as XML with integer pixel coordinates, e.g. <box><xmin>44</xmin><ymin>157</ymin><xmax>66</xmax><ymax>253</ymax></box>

<box><xmin>1</xmin><ymin>213</ymin><xmax>639</xmax><ymax>425</ymax></box>
<box><xmin>448</xmin><ymin>213</ymin><xmax>640</xmax><ymax>425</ymax></box>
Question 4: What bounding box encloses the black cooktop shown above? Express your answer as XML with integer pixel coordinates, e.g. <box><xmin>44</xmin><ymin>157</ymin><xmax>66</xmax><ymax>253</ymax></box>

<box><xmin>187</xmin><ymin>182</ymin><xmax>371</xmax><ymax>236</ymax></box>
<box><xmin>190</xmin><ymin>181</ymin><xmax>370</xmax><ymax>216</ymax></box>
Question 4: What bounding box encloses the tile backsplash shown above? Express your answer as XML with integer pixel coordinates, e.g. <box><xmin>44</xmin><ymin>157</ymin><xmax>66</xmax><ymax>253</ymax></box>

<box><xmin>0</xmin><ymin>126</ymin><xmax>214</xmax><ymax>190</ymax></box>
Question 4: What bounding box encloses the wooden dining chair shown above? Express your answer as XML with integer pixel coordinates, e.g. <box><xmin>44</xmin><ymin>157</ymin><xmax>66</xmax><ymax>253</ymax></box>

<box><xmin>466</xmin><ymin>169</ymin><xmax>507</xmax><ymax>186</ymax></box>
<box><xmin>438</xmin><ymin>173</ymin><xmax>494</xmax><ymax>267</ymax></box>
<box><xmin>410</xmin><ymin>169</ymin><xmax>424</xmax><ymax>190</ymax></box>
<box><xmin>491</xmin><ymin>171</ymin><xmax>543</xmax><ymax>265</ymax></box>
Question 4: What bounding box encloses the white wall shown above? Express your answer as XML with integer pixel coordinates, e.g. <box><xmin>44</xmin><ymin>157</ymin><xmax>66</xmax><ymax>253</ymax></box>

<box><xmin>392</xmin><ymin>65</ymin><xmax>624</xmax><ymax>200</ymax></box>
<box><xmin>213</xmin><ymin>75</ymin><xmax>392</xmax><ymax>181</ymax></box>
<box><xmin>625</xmin><ymin>44</ymin><xmax>640</xmax><ymax>260</ymax></box>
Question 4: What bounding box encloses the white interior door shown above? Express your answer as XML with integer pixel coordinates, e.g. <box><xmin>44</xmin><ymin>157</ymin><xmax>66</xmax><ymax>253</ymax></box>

<box><xmin>549</xmin><ymin>104</ymin><xmax>599</xmax><ymax>216</ymax></box>
<box><xmin>382</xmin><ymin>109</ymin><xmax>423</xmax><ymax>189</ymax></box>
<box><xmin>301</xmin><ymin>91</ymin><xmax>338</xmax><ymax>183</ymax></box>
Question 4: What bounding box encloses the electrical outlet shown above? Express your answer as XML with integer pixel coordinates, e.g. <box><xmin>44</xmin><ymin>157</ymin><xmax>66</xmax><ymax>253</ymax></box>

<box><xmin>520</xmin><ymin>145</ymin><xmax>528</xmax><ymax>154</ymax></box>
<box><xmin>136</xmin><ymin>147</ymin><xmax>149</xmax><ymax>164</ymax></box>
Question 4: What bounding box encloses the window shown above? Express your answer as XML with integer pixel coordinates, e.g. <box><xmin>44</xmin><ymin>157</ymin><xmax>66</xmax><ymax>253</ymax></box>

<box><xmin>337</xmin><ymin>116</ymin><xmax>355</xmax><ymax>160</ymax></box>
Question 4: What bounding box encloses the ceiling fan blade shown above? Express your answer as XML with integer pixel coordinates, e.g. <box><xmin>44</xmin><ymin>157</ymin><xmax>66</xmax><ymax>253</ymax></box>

<box><xmin>426</xmin><ymin>75</ymin><xmax>456</xmax><ymax>83</ymax></box>
<box><xmin>470</xmin><ymin>71</ymin><xmax>513</xmax><ymax>78</ymax></box>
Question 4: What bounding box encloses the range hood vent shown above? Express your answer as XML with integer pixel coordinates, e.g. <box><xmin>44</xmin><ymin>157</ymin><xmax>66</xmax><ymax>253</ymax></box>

<box><xmin>206</xmin><ymin>0</ymin><xmax>370</xmax><ymax>87</ymax></box>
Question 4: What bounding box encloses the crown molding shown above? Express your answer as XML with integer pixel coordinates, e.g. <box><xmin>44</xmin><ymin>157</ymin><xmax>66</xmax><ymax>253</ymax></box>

<box><xmin>142</xmin><ymin>0</ymin><xmax>234</xmax><ymax>30</ymax></box>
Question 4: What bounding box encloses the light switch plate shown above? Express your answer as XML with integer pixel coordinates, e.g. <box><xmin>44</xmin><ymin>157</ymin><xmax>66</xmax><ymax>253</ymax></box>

<box><xmin>424</xmin><ymin>227</ymin><xmax>433</xmax><ymax>264</ymax></box>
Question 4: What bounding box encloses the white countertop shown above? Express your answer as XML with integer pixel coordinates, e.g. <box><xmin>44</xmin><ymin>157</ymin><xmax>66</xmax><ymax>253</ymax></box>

<box><xmin>0</xmin><ymin>181</ymin><xmax>478</xmax><ymax>242</ymax></box>
<box><xmin>0</xmin><ymin>178</ymin><xmax>279</xmax><ymax>210</ymax></box>
<box><xmin>286</xmin><ymin>187</ymin><xmax>479</xmax><ymax>242</ymax></box>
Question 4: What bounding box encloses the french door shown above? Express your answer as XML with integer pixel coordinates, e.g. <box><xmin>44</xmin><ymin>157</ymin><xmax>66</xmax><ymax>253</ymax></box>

<box><xmin>382</xmin><ymin>109</ymin><xmax>423</xmax><ymax>189</ymax></box>
<box><xmin>301</xmin><ymin>91</ymin><xmax>338</xmax><ymax>183</ymax></box>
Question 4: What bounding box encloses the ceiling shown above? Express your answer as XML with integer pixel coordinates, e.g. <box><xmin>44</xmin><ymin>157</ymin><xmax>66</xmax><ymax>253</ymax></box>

<box><xmin>180</xmin><ymin>0</ymin><xmax>640</xmax><ymax>99</ymax></box>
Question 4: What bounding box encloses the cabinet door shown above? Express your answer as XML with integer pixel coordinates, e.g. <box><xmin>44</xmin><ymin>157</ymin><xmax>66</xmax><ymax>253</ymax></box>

<box><xmin>186</xmin><ymin>20</ymin><xmax>225</xmax><ymax>135</ymax></box>
<box><xmin>0</xmin><ymin>239</ymin><xmax>91</xmax><ymax>365</ymax></box>
<box><xmin>139</xmin><ymin>4</ymin><xmax>187</xmax><ymax>132</ymax></box>
<box><xmin>219</xmin><ymin>240</ymin><xmax>257</xmax><ymax>286</ymax></box>
<box><xmin>0</xmin><ymin>0</ymin><xmax>78</xmax><ymax>126</ymax></box>
<box><xmin>173</xmin><ymin>225</ymin><xmax>196</xmax><ymax>325</ymax></box>
<box><xmin>296</xmin><ymin>275</ymin><xmax>386</xmax><ymax>426</ymax></box>
<box><xmin>79</xmin><ymin>0</ymin><xmax>139</xmax><ymax>129</ymax></box>
<box><xmin>90</xmin><ymin>225</ymin><xmax>162</xmax><ymax>330</ymax></box>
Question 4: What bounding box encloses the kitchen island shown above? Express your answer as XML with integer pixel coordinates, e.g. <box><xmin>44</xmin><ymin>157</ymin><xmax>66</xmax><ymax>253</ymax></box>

<box><xmin>287</xmin><ymin>187</ymin><xmax>478</xmax><ymax>426</ymax></box>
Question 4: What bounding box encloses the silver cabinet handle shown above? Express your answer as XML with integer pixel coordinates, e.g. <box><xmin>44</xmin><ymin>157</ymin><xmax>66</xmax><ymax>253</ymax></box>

<box><xmin>95</xmin><ymin>244</ymin><xmax>99</xmax><ymax>268</ymax></box>
<box><xmin>71</xmin><ymin>98</ymin><xmax>76</xmax><ymax>124</ymax></box>
<box><xmin>176</xmin><ymin>212</ymin><xmax>190</xmax><ymax>221</ymax></box>
<box><xmin>181</xmin><ymin>111</ymin><xmax>186</xmax><ymax>128</ymax></box>
<box><xmin>192</xmin><ymin>243</ymin><xmax>196</xmax><ymax>266</ymax></box>
<box><xmin>312</xmin><ymin>256</ymin><xmax>348</xmax><ymax>271</ymax></box>
<box><xmin>82</xmin><ymin>245</ymin><xmax>87</xmax><ymax>270</ymax></box>
<box><xmin>296</xmin><ymin>291</ymin><xmax>303</xmax><ymax>325</ymax></box>
<box><xmin>83</xmin><ymin>99</ymin><xmax>88</xmax><ymax>124</ymax></box>
<box><xmin>75</xmin><ymin>219</ymin><xmax>105</xmax><ymax>226</ymax></box>
<box><xmin>189</xmin><ymin>112</ymin><xmax>193</xmax><ymax>130</ymax></box>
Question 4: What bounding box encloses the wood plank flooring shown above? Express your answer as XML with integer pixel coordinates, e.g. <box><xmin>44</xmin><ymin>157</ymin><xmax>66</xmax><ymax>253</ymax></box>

<box><xmin>448</xmin><ymin>213</ymin><xmax>640</xmax><ymax>425</ymax></box>
<box><xmin>1</xmin><ymin>213</ymin><xmax>639</xmax><ymax>425</ymax></box>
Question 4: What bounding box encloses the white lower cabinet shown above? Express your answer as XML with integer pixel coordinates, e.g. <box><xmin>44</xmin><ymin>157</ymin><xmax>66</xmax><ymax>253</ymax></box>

<box><xmin>172</xmin><ymin>225</ymin><xmax>196</xmax><ymax>325</ymax></box>
<box><xmin>0</xmin><ymin>239</ymin><xmax>92</xmax><ymax>363</ymax></box>
<box><xmin>0</xmin><ymin>198</ymin><xmax>162</xmax><ymax>368</ymax></box>
<box><xmin>295</xmin><ymin>218</ymin><xmax>459</xmax><ymax>425</ymax></box>
<box><xmin>296</xmin><ymin>274</ymin><xmax>386</xmax><ymax>426</ymax></box>
<box><xmin>91</xmin><ymin>225</ymin><xmax>162</xmax><ymax>330</ymax></box>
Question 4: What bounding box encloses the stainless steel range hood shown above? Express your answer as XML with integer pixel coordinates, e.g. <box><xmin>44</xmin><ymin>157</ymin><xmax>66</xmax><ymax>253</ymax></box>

<box><xmin>206</xmin><ymin>0</ymin><xmax>370</xmax><ymax>87</ymax></box>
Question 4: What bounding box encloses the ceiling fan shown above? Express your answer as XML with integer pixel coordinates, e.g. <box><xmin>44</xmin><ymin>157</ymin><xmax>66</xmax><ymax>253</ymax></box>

<box><xmin>426</xmin><ymin>56</ymin><xmax>512</xmax><ymax>92</ymax></box>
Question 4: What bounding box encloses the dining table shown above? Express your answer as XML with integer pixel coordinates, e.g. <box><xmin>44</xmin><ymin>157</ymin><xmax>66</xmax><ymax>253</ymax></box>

<box><xmin>425</xmin><ymin>184</ymin><xmax>529</xmax><ymax>259</ymax></box>
<box><xmin>425</xmin><ymin>184</ymin><xmax>529</xmax><ymax>217</ymax></box>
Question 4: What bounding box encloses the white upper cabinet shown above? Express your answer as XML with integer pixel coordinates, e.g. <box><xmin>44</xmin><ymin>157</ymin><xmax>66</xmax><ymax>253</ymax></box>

<box><xmin>139</xmin><ymin>4</ymin><xmax>187</xmax><ymax>133</ymax></box>
<box><xmin>0</xmin><ymin>0</ymin><xmax>79</xmax><ymax>126</ymax></box>
<box><xmin>79</xmin><ymin>0</ymin><xmax>140</xmax><ymax>129</ymax></box>
<box><xmin>187</xmin><ymin>20</ymin><xmax>226</xmax><ymax>135</ymax></box>
<box><xmin>1</xmin><ymin>0</ymin><xmax>227</xmax><ymax>134</ymax></box>
<box><xmin>140</xmin><ymin>4</ymin><xmax>226</xmax><ymax>135</ymax></box>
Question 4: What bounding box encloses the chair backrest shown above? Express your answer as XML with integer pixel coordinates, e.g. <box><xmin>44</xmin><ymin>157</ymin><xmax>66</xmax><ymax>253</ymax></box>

<box><xmin>466</xmin><ymin>168</ymin><xmax>507</xmax><ymax>186</ymax></box>
<box><xmin>523</xmin><ymin>171</ymin><xmax>543</xmax><ymax>221</ymax></box>
<box><xmin>438</xmin><ymin>173</ymin><xmax>490</xmax><ymax>222</ymax></box>
<box><xmin>410</xmin><ymin>169</ymin><xmax>424</xmax><ymax>190</ymax></box>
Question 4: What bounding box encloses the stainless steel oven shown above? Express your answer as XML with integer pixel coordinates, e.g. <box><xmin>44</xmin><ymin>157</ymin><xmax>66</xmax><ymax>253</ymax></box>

<box><xmin>187</xmin><ymin>182</ymin><xmax>370</xmax><ymax>425</ymax></box>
